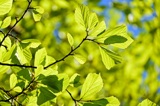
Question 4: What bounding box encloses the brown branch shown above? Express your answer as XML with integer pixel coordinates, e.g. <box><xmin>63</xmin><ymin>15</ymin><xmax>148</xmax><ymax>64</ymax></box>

<box><xmin>66</xmin><ymin>89</ymin><xmax>78</xmax><ymax>106</ymax></box>
<box><xmin>44</xmin><ymin>32</ymin><xmax>89</xmax><ymax>69</ymax></box>
<box><xmin>0</xmin><ymin>0</ymin><xmax>32</xmax><ymax>47</ymax></box>
<box><xmin>0</xmin><ymin>62</ymin><xmax>36</xmax><ymax>68</ymax></box>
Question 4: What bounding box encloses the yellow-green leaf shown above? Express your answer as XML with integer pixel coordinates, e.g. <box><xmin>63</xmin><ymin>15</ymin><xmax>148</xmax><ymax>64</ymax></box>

<box><xmin>74</xmin><ymin>54</ymin><xmax>86</xmax><ymax>64</ymax></box>
<box><xmin>0</xmin><ymin>0</ymin><xmax>13</xmax><ymax>15</ymax></box>
<box><xmin>67</xmin><ymin>33</ymin><xmax>74</xmax><ymax>46</ymax></box>
<box><xmin>13</xmin><ymin>86</ymin><xmax>22</xmax><ymax>92</ymax></box>
<box><xmin>80</xmin><ymin>73</ymin><xmax>103</xmax><ymax>100</ymax></box>
<box><xmin>0</xmin><ymin>16</ymin><xmax>11</xmax><ymax>28</ymax></box>
<box><xmin>99</xmin><ymin>47</ymin><xmax>115</xmax><ymax>70</ymax></box>
<box><xmin>138</xmin><ymin>99</ymin><xmax>157</xmax><ymax>106</ymax></box>
<box><xmin>10</xmin><ymin>73</ymin><xmax>17</xmax><ymax>89</ymax></box>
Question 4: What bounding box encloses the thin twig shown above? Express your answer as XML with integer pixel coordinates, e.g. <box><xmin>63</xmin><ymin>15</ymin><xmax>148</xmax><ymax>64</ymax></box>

<box><xmin>66</xmin><ymin>89</ymin><xmax>78</xmax><ymax>106</ymax></box>
<box><xmin>0</xmin><ymin>0</ymin><xmax>32</xmax><ymax>46</ymax></box>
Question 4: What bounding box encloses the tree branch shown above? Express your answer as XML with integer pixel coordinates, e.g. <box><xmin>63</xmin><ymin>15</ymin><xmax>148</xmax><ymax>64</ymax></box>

<box><xmin>0</xmin><ymin>0</ymin><xmax>32</xmax><ymax>47</ymax></box>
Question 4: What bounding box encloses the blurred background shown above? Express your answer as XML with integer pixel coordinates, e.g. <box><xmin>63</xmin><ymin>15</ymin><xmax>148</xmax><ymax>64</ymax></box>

<box><xmin>1</xmin><ymin>0</ymin><xmax>160</xmax><ymax>105</ymax></box>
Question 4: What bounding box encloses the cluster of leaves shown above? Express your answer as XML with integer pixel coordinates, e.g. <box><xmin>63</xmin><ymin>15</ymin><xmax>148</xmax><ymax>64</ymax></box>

<box><xmin>0</xmin><ymin>0</ymin><xmax>158</xmax><ymax>106</ymax></box>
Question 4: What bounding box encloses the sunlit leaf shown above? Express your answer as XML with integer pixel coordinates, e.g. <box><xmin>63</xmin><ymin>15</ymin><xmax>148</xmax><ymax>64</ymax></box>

<box><xmin>96</xmin><ymin>25</ymin><xmax>133</xmax><ymax>49</ymax></box>
<box><xmin>74</xmin><ymin>54</ymin><xmax>86</xmax><ymax>64</ymax></box>
<box><xmin>88</xmin><ymin>13</ymin><xmax>98</xmax><ymax>30</ymax></box>
<box><xmin>89</xmin><ymin>21</ymin><xmax>106</xmax><ymax>37</ymax></box>
<box><xmin>106</xmin><ymin>96</ymin><xmax>120</xmax><ymax>106</ymax></box>
<box><xmin>34</xmin><ymin>6</ymin><xmax>44</xmax><ymax>14</ymax></box>
<box><xmin>10</xmin><ymin>73</ymin><xmax>17</xmax><ymax>89</ymax></box>
<box><xmin>0</xmin><ymin>0</ymin><xmax>13</xmax><ymax>15</ymax></box>
<box><xmin>35</xmin><ymin>65</ymin><xmax>43</xmax><ymax>77</ymax></box>
<box><xmin>104</xmin><ymin>35</ymin><xmax>127</xmax><ymax>45</ymax></box>
<box><xmin>22</xmin><ymin>39</ymin><xmax>41</xmax><ymax>48</ymax></box>
<box><xmin>0</xmin><ymin>60</ymin><xmax>10</xmax><ymax>74</ymax></box>
<box><xmin>75</xmin><ymin>5</ymin><xmax>89</xmax><ymax>30</ymax></box>
<box><xmin>138</xmin><ymin>99</ymin><xmax>157</xmax><ymax>106</ymax></box>
<box><xmin>80</xmin><ymin>73</ymin><xmax>103</xmax><ymax>100</ymax></box>
<box><xmin>67</xmin><ymin>33</ymin><xmax>74</xmax><ymax>46</ymax></box>
<box><xmin>34</xmin><ymin>48</ymin><xmax>47</xmax><ymax>66</ymax></box>
<box><xmin>13</xmin><ymin>86</ymin><xmax>22</xmax><ymax>92</ymax></box>
<box><xmin>99</xmin><ymin>47</ymin><xmax>115</xmax><ymax>70</ymax></box>
<box><xmin>0</xmin><ymin>16</ymin><xmax>11</xmax><ymax>28</ymax></box>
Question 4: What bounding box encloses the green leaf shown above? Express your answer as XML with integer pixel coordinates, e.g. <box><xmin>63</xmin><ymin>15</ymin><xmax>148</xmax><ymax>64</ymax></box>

<box><xmin>10</xmin><ymin>73</ymin><xmax>17</xmax><ymax>89</ymax></box>
<box><xmin>21</xmin><ymin>39</ymin><xmax>41</xmax><ymax>48</ymax></box>
<box><xmin>0</xmin><ymin>60</ymin><xmax>10</xmax><ymax>74</ymax></box>
<box><xmin>0</xmin><ymin>16</ymin><xmax>11</xmax><ymax>28</ymax></box>
<box><xmin>88</xmin><ymin>13</ymin><xmax>99</xmax><ymax>30</ymax></box>
<box><xmin>96</xmin><ymin>25</ymin><xmax>133</xmax><ymax>49</ymax></box>
<box><xmin>17</xmin><ymin>46</ymin><xmax>32</xmax><ymax>64</ymax></box>
<box><xmin>69</xmin><ymin>73</ymin><xmax>81</xmax><ymax>87</ymax></box>
<box><xmin>83</xmin><ymin>98</ymin><xmax>109</xmax><ymax>106</ymax></box>
<box><xmin>106</xmin><ymin>96</ymin><xmax>120</xmax><ymax>106</ymax></box>
<box><xmin>41</xmin><ymin>74</ymin><xmax>69</xmax><ymax>93</ymax></box>
<box><xmin>13</xmin><ymin>86</ymin><xmax>22</xmax><ymax>92</ymax></box>
<box><xmin>34</xmin><ymin>6</ymin><xmax>44</xmax><ymax>14</ymax></box>
<box><xmin>67</xmin><ymin>33</ymin><xmax>74</xmax><ymax>46</ymax></box>
<box><xmin>99</xmin><ymin>47</ymin><xmax>115</xmax><ymax>70</ymax></box>
<box><xmin>37</xmin><ymin>87</ymin><xmax>56</xmax><ymax>105</ymax></box>
<box><xmin>32</xmin><ymin>6</ymin><xmax>44</xmax><ymax>22</ymax></box>
<box><xmin>138</xmin><ymin>99</ymin><xmax>157</xmax><ymax>106</ymax></box>
<box><xmin>75</xmin><ymin>5</ymin><xmax>89</xmax><ymax>30</ymax></box>
<box><xmin>104</xmin><ymin>35</ymin><xmax>127</xmax><ymax>45</ymax></box>
<box><xmin>103</xmin><ymin>47</ymin><xmax>123</xmax><ymax>64</ymax></box>
<box><xmin>80</xmin><ymin>73</ymin><xmax>103</xmax><ymax>100</ymax></box>
<box><xmin>27</xmin><ymin>96</ymin><xmax>37</xmax><ymax>106</ymax></box>
<box><xmin>74</xmin><ymin>54</ymin><xmax>86</xmax><ymax>64</ymax></box>
<box><xmin>35</xmin><ymin>65</ymin><xmax>43</xmax><ymax>77</ymax></box>
<box><xmin>34</xmin><ymin>48</ymin><xmax>47</xmax><ymax>66</ymax></box>
<box><xmin>89</xmin><ymin>21</ymin><xmax>106</xmax><ymax>37</ymax></box>
<box><xmin>0</xmin><ymin>0</ymin><xmax>13</xmax><ymax>15</ymax></box>
<box><xmin>3</xmin><ymin>44</ymin><xmax>16</xmax><ymax>61</ymax></box>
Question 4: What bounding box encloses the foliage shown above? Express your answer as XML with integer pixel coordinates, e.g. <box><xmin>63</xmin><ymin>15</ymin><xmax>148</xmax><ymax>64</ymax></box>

<box><xmin>0</xmin><ymin>0</ymin><xmax>159</xmax><ymax>106</ymax></box>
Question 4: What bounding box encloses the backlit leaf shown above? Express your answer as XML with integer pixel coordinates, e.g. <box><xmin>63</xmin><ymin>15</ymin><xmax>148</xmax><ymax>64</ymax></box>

<box><xmin>99</xmin><ymin>47</ymin><xmax>115</xmax><ymax>70</ymax></box>
<box><xmin>75</xmin><ymin>5</ymin><xmax>89</xmax><ymax>30</ymax></box>
<box><xmin>10</xmin><ymin>73</ymin><xmax>17</xmax><ymax>89</ymax></box>
<box><xmin>0</xmin><ymin>0</ymin><xmax>13</xmax><ymax>15</ymax></box>
<box><xmin>138</xmin><ymin>99</ymin><xmax>157</xmax><ymax>106</ymax></box>
<box><xmin>0</xmin><ymin>16</ymin><xmax>11</xmax><ymax>28</ymax></box>
<box><xmin>89</xmin><ymin>21</ymin><xmax>106</xmax><ymax>37</ymax></box>
<box><xmin>88</xmin><ymin>13</ymin><xmax>98</xmax><ymax>30</ymax></box>
<box><xmin>34</xmin><ymin>48</ymin><xmax>47</xmax><ymax>66</ymax></box>
<box><xmin>74</xmin><ymin>54</ymin><xmax>86</xmax><ymax>64</ymax></box>
<box><xmin>96</xmin><ymin>25</ymin><xmax>133</xmax><ymax>49</ymax></box>
<box><xmin>106</xmin><ymin>96</ymin><xmax>120</xmax><ymax>106</ymax></box>
<box><xmin>67</xmin><ymin>33</ymin><xmax>74</xmax><ymax>46</ymax></box>
<box><xmin>80</xmin><ymin>73</ymin><xmax>103</xmax><ymax>100</ymax></box>
<box><xmin>13</xmin><ymin>86</ymin><xmax>22</xmax><ymax>92</ymax></box>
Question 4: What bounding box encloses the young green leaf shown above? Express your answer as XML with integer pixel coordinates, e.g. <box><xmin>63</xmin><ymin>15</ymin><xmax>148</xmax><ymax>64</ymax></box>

<box><xmin>96</xmin><ymin>25</ymin><xmax>133</xmax><ymax>49</ymax></box>
<box><xmin>67</xmin><ymin>33</ymin><xmax>74</xmax><ymax>46</ymax></box>
<box><xmin>104</xmin><ymin>35</ymin><xmax>127</xmax><ymax>45</ymax></box>
<box><xmin>17</xmin><ymin>46</ymin><xmax>32</xmax><ymax>64</ymax></box>
<box><xmin>88</xmin><ymin>13</ymin><xmax>98</xmax><ymax>30</ymax></box>
<box><xmin>0</xmin><ymin>16</ymin><xmax>11</xmax><ymax>28</ymax></box>
<box><xmin>34</xmin><ymin>48</ymin><xmax>47</xmax><ymax>66</ymax></box>
<box><xmin>105</xmin><ymin>96</ymin><xmax>120</xmax><ymax>106</ymax></box>
<box><xmin>89</xmin><ymin>21</ymin><xmax>106</xmax><ymax>37</ymax></box>
<box><xmin>74</xmin><ymin>54</ymin><xmax>86</xmax><ymax>64</ymax></box>
<box><xmin>70</xmin><ymin>73</ymin><xmax>81</xmax><ymax>87</ymax></box>
<box><xmin>35</xmin><ymin>65</ymin><xmax>43</xmax><ymax>77</ymax></box>
<box><xmin>0</xmin><ymin>0</ymin><xmax>13</xmax><ymax>15</ymax></box>
<box><xmin>75</xmin><ymin>5</ymin><xmax>89</xmax><ymax>30</ymax></box>
<box><xmin>22</xmin><ymin>39</ymin><xmax>41</xmax><ymax>48</ymax></box>
<box><xmin>32</xmin><ymin>6</ymin><xmax>44</xmax><ymax>22</ymax></box>
<box><xmin>138</xmin><ymin>99</ymin><xmax>157</xmax><ymax>106</ymax></box>
<box><xmin>80</xmin><ymin>73</ymin><xmax>103</xmax><ymax>100</ymax></box>
<box><xmin>10</xmin><ymin>73</ymin><xmax>17</xmax><ymax>89</ymax></box>
<box><xmin>13</xmin><ymin>86</ymin><xmax>22</xmax><ymax>92</ymax></box>
<box><xmin>99</xmin><ymin>47</ymin><xmax>115</xmax><ymax>70</ymax></box>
